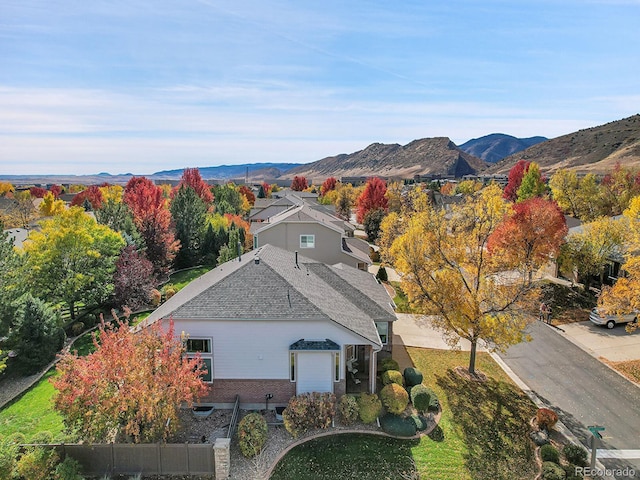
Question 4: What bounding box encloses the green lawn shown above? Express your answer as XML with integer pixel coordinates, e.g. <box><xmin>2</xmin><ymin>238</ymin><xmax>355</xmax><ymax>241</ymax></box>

<box><xmin>407</xmin><ymin>348</ymin><xmax>536</xmax><ymax>480</ymax></box>
<box><xmin>270</xmin><ymin>433</ymin><xmax>419</xmax><ymax>480</ymax></box>
<box><xmin>0</xmin><ymin>370</ymin><xmax>66</xmax><ymax>442</ymax></box>
<box><xmin>272</xmin><ymin>348</ymin><xmax>536</xmax><ymax>480</ymax></box>
<box><xmin>168</xmin><ymin>266</ymin><xmax>213</xmax><ymax>291</ymax></box>
<box><xmin>390</xmin><ymin>281</ymin><xmax>417</xmax><ymax>313</ymax></box>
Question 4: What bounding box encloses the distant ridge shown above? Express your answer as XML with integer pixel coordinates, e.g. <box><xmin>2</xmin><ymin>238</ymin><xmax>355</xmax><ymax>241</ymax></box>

<box><xmin>283</xmin><ymin>137</ymin><xmax>488</xmax><ymax>180</ymax></box>
<box><xmin>458</xmin><ymin>134</ymin><xmax>547</xmax><ymax>163</ymax></box>
<box><xmin>489</xmin><ymin>114</ymin><xmax>640</xmax><ymax>174</ymax></box>
<box><xmin>152</xmin><ymin>162</ymin><xmax>303</xmax><ymax>180</ymax></box>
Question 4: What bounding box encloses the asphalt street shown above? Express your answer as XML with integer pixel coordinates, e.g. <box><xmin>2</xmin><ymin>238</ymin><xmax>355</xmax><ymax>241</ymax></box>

<box><xmin>498</xmin><ymin>321</ymin><xmax>640</xmax><ymax>478</ymax></box>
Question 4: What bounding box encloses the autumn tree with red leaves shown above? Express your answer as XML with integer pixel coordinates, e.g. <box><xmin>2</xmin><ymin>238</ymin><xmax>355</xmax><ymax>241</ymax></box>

<box><xmin>356</xmin><ymin>177</ymin><xmax>388</xmax><ymax>223</ymax></box>
<box><xmin>29</xmin><ymin>186</ymin><xmax>47</xmax><ymax>198</ymax></box>
<box><xmin>321</xmin><ymin>177</ymin><xmax>338</xmax><ymax>196</ymax></box>
<box><xmin>113</xmin><ymin>245</ymin><xmax>156</xmax><ymax>310</ymax></box>
<box><xmin>487</xmin><ymin>197</ymin><xmax>567</xmax><ymax>277</ymax></box>
<box><xmin>124</xmin><ymin>177</ymin><xmax>179</xmax><ymax>278</ymax></box>
<box><xmin>49</xmin><ymin>184</ymin><xmax>63</xmax><ymax>198</ymax></box>
<box><xmin>176</xmin><ymin>167</ymin><xmax>214</xmax><ymax>204</ymax></box>
<box><xmin>503</xmin><ymin>160</ymin><xmax>530</xmax><ymax>202</ymax></box>
<box><xmin>258</xmin><ymin>182</ymin><xmax>272</xmax><ymax>199</ymax></box>
<box><xmin>291</xmin><ymin>176</ymin><xmax>308</xmax><ymax>191</ymax></box>
<box><xmin>70</xmin><ymin>185</ymin><xmax>104</xmax><ymax>210</ymax></box>
<box><xmin>239</xmin><ymin>185</ymin><xmax>256</xmax><ymax>206</ymax></box>
<box><xmin>53</xmin><ymin>314</ymin><xmax>207</xmax><ymax>443</ymax></box>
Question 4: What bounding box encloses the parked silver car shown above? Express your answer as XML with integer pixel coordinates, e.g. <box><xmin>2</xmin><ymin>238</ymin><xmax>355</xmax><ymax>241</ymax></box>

<box><xmin>589</xmin><ymin>308</ymin><xmax>638</xmax><ymax>329</ymax></box>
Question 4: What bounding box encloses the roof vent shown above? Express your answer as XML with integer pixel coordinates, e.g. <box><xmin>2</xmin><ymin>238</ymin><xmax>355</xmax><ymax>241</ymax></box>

<box><xmin>254</xmin><ymin>257</ymin><xmax>260</xmax><ymax>265</ymax></box>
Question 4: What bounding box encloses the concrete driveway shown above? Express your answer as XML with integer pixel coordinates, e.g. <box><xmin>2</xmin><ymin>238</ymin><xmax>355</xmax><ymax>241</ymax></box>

<box><xmin>392</xmin><ymin>313</ymin><xmax>479</xmax><ymax>351</ymax></box>
<box><xmin>558</xmin><ymin>321</ymin><xmax>640</xmax><ymax>362</ymax></box>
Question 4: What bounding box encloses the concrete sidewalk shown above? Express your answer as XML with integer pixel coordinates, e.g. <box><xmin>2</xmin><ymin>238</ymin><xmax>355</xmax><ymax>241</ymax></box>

<box><xmin>392</xmin><ymin>313</ymin><xmax>481</xmax><ymax>351</ymax></box>
<box><xmin>557</xmin><ymin>320</ymin><xmax>640</xmax><ymax>362</ymax></box>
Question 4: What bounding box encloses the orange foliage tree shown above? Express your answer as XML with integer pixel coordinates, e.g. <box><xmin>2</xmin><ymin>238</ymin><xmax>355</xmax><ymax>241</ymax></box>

<box><xmin>291</xmin><ymin>176</ymin><xmax>308</xmax><ymax>191</ymax></box>
<box><xmin>124</xmin><ymin>177</ymin><xmax>179</xmax><ymax>277</ymax></box>
<box><xmin>176</xmin><ymin>167</ymin><xmax>214</xmax><ymax>204</ymax></box>
<box><xmin>503</xmin><ymin>160</ymin><xmax>530</xmax><ymax>202</ymax></box>
<box><xmin>320</xmin><ymin>177</ymin><xmax>338</xmax><ymax>196</ymax></box>
<box><xmin>53</xmin><ymin>314</ymin><xmax>208</xmax><ymax>443</ymax></box>
<box><xmin>356</xmin><ymin>177</ymin><xmax>388</xmax><ymax>223</ymax></box>
<box><xmin>239</xmin><ymin>185</ymin><xmax>256</xmax><ymax>206</ymax></box>
<box><xmin>70</xmin><ymin>185</ymin><xmax>104</xmax><ymax>210</ymax></box>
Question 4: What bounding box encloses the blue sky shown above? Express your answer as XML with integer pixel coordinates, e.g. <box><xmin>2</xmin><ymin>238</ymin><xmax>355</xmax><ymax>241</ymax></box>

<box><xmin>1</xmin><ymin>0</ymin><xmax>639</xmax><ymax>175</ymax></box>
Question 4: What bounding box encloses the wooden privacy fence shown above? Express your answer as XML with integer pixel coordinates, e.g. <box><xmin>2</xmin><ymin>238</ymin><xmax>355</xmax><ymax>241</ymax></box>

<box><xmin>44</xmin><ymin>443</ymin><xmax>215</xmax><ymax>476</ymax></box>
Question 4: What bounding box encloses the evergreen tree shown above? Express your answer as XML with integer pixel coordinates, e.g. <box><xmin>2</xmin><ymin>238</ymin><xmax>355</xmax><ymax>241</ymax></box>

<box><xmin>170</xmin><ymin>185</ymin><xmax>207</xmax><ymax>268</ymax></box>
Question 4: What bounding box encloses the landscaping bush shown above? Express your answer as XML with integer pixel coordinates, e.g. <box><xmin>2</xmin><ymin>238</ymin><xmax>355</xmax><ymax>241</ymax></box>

<box><xmin>358</xmin><ymin>393</ymin><xmax>382</xmax><ymax>424</ymax></box>
<box><xmin>410</xmin><ymin>384</ymin><xmax>432</xmax><ymax>413</ymax></box>
<box><xmin>70</xmin><ymin>322</ymin><xmax>85</xmax><ymax>337</ymax></box>
<box><xmin>30</xmin><ymin>431</ymin><xmax>53</xmax><ymax>444</ymax></box>
<box><xmin>563</xmin><ymin>464</ymin><xmax>583</xmax><ymax>480</ymax></box>
<box><xmin>410</xmin><ymin>414</ymin><xmax>428</xmax><ymax>431</ymax></box>
<box><xmin>338</xmin><ymin>395</ymin><xmax>359</xmax><ymax>425</ymax></box>
<box><xmin>150</xmin><ymin>289</ymin><xmax>162</xmax><ymax>306</ymax></box>
<box><xmin>15</xmin><ymin>446</ymin><xmax>59</xmax><ymax>480</ymax></box>
<box><xmin>378</xmin><ymin>357</ymin><xmax>399</xmax><ymax>373</ymax></box>
<box><xmin>379</xmin><ymin>413</ymin><xmax>417</xmax><ymax>437</ymax></box>
<box><xmin>411</xmin><ymin>384</ymin><xmax>439</xmax><ymax>412</ymax></box>
<box><xmin>0</xmin><ymin>435</ymin><xmax>18</xmax><ymax>480</ymax></box>
<box><xmin>381</xmin><ymin>369</ymin><xmax>404</xmax><ymax>386</ymax></box>
<box><xmin>376</xmin><ymin>266</ymin><xmax>388</xmax><ymax>282</ymax></box>
<box><xmin>163</xmin><ymin>284</ymin><xmax>177</xmax><ymax>300</ymax></box>
<box><xmin>542</xmin><ymin>461</ymin><xmax>566</xmax><ymax>480</ymax></box>
<box><xmin>283</xmin><ymin>392</ymin><xmax>336</xmax><ymax>438</ymax></box>
<box><xmin>563</xmin><ymin>444</ymin><xmax>588</xmax><ymax>467</ymax></box>
<box><xmin>540</xmin><ymin>444</ymin><xmax>560</xmax><ymax>463</ymax></box>
<box><xmin>403</xmin><ymin>367</ymin><xmax>423</xmax><ymax>387</ymax></box>
<box><xmin>369</xmin><ymin>247</ymin><xmax>380</xmax><ymax>263</ymax></box>
<box><xmin>537</xmin><ymin>408</ymin><xmax>559</xmax><ymax>431</ymax></box>
<box><xmin>53</xmin><ymin>456</ymin><xmax>84</xmax><ymax>480</ymax></box>
<box><xmin>237</xmin><ymin>412</ymin><xmax>268</xmax><ymax>458</ymax></box>
<box><xmin>380</xmin><ymin>383</ymin><xmax>409</xmax><ymax>415</ymax></box>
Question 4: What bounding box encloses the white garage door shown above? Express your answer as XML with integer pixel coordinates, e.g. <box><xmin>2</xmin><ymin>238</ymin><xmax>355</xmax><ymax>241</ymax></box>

<box><xmin>296</xmin><ymin>352</ymin><xmax>333</xmax><ymax>395</ymax></box>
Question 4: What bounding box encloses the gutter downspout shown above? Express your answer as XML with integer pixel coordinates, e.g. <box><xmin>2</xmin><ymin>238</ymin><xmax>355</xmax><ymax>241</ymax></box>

<box><xmin>370</xmin><ymin>342</ymin><xmax>383</xmax><ymax>394</ymax></box>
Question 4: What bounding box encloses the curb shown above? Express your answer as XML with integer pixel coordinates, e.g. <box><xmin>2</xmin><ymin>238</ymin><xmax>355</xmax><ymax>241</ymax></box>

<box><xmin>490</xmin><ymin>351</ymin><xmax>617</xmax><ymax>480</ymax></box>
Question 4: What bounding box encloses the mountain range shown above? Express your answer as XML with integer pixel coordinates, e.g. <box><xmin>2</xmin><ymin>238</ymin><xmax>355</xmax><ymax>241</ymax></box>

<box><xmin>3</xmin><ymin>114</ymin><xmax>640</xmax><ymax>183</ymax></box>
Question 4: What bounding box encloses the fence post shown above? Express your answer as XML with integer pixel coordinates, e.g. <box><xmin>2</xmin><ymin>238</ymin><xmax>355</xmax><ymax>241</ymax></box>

<box><xmin>214</xmin><ymin>438</ymin><xmax>231</xmax><ymax>479</ymax></box>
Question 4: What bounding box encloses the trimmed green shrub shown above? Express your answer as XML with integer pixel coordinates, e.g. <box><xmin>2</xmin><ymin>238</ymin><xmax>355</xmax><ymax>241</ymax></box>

<box><xmin>537</xmin><ymin>407</ymin><xmax>559</xmax><ymax>431</ymax></box>
<box><xmin>540</xmin><ymin>444</ymin><xmax>560</xmax><ymax>463</ymax></box>
<box><xmin>30</xmin><ymin>431</ymin><xmax>53</xmax><ymax>444</ymax></box>
<box><xmin>237</xmin><ymin>412</ymin><xmax>268</xmax><ymax>458</ymax></box>
<box><xmin>379</xmin><ymin>413</ymin><xmax>417</xmax><ymax>437</ymax></box>
<box><xmin>0</xmin><ymin>435</ymin><xmax>18</xmax><ymax>480</ymax></box>
<box><xmin>376</xmin><ymin>266</ymin><xmax>388</xmax><ymax>282</ymax></box>
<box><xmin>380</xmin><ymin>383</ymin><xmax>409</xmax><ymax>415</ymax></box>
<box><xmin>563</xmin><ymin>464</ymin><xmax>583</xmax><ymax>480</ymax></box>
<box><xmin>542</xmin><ymin>461</ymin><xmax>566</xmax><ymax>480</ymax></box>
<box><xmin>403</xmin><ymin>367</ymin><xmax>423</xmax><ymax>387</ymax></box>
<box><xmin>358</xmin><ymin>393</ymin><xmax>382</xmax><ymax>424</ymax></box>
<box><xmin>563</xmin><ymin>444</ymin><xmax>588</xmax><ymax>467</ymax></box>
<box><xmin>379</xmin><ymin>357</ymin><xmax>399</xmax><ymax>373</ymax></box>
<box><xmin>15</xmin><ymin>447</ymin><xmax>59</xmax><ymax>480</ymax></box>
<box><xmin>410</xmin><ymin>414</ymin><xmax>428</xmax><ymax>431</ymax></box>
<box><xmin>338</xmin><ymin>395</ymin><xmax>359</xmax><ymax>425</ymax></box>
<box><xmin>410</xmin><ymin>384</ymin><xmax>431</xmax><ymax>413</ymax></box>
<box><xmin>283</xmin><ymin>392</ymin><xmax>336</xmax><ymax>438</ymax></box>
<box><xmin>53</xmin><ymin>456</ymin><xmax>84</xmax><ymax>480</ymax></box>
<box><xmin>411</xmin><ymin>384</ymin><xmax>439</xmax><ymax>412</ymax></box>
<box><xmin>71</xmin><ymin>322</ymin><xmax>85</xmax><ymax>337</ymax></box>
<box><xmin>381</xmin><ymin>369</ymin><xmax>404</xmax><ymax>386</ymax></box>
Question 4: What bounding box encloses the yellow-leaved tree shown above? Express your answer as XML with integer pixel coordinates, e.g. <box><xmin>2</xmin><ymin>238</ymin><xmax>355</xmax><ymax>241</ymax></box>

<box><xmin>389</xmin><ymin>184</ymin><xmax>566</xmax><ymax>375</ymax></box>
<box><xmin>599</xmin><ymin>196</ymin><xmax>640</xmax><ymax>332</ymax></box>
<box><xmin>39</xmin><ymin>191</ymin><xmax>66</xmax><ymax>216</ymax></box>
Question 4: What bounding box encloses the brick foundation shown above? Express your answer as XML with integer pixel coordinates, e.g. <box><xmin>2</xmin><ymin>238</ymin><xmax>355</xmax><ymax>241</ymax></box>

<box><xmin>201</xmin><ymin>379</ymin><xmax>295</xmax><ymax>406</ymax></box>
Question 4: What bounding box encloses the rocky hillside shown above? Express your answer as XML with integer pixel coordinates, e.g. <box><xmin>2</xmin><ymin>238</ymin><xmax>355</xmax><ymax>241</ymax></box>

<box><xmin>283</xmin><ymin>137</ymin><xmax>488</xmax><ymax>180</ymax></box>
<box><xmin>458</xmin><ymin>134</ymin><xmax>547</xmax><ymax>163</ymax></box>
<box><xmin>489</xmin><ymin>114</ymin><xmax>640</xmax><ymax>174</ymax></box>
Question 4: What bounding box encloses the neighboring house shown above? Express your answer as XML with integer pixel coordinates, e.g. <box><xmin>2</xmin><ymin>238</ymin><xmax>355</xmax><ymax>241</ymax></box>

<box><xmin>251</xmin><ymin>203</ymin><xmax>371</xmax><ymax>270</ymax></box>
<box><xmin>248</xmin><ymin>194</ymin><xmax>303</xmax><ymax>222</ymax></box>
<box><xmin>141</xmin><ymin>244</ymin><xmax>396</xmax><ymax>408</ymax></box>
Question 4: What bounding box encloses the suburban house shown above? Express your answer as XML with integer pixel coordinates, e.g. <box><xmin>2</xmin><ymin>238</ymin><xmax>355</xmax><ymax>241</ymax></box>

<box><xmin>250</xmin><ymin>202</ymin><xmax>371</xmax><ymax>270</ymax></box>
<box><xmin>140</xmin><ymin>244</ymin><xmax>396</xmax><ymax>408</ymax></box>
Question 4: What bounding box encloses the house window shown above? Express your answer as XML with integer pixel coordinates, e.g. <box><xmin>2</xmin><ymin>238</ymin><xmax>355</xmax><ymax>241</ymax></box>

<box><xmin>376</xmin><ymin>322</ymin><xmax>389</xmax><ymax>344</ymax></box>
<box><xmin>290</xmin><ymin>352</ymin><xmax>296</xmax><ymax>382</ymax></box>
<box><xmin>346</xmin><ymin>345</ymin><xmax>355</xmax><ymax>361</ymax></box>
<box><xmin>186</xmin><ymin>338</ymin><xmax>213</xmax><ymax>383</ymax></box>
<box><xmin>300</xmin><ymin>235</ymin><xmax>315</xmax><ymax>249</ymax></box>
<box><xmin>334</xmin><ymin>352</ymin><xmax>340</xmax><ymax>382</ymax></box>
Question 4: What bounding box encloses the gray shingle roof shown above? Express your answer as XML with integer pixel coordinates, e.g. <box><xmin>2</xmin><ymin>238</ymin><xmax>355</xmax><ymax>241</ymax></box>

<box><xmin>142</xmin><ymin>244</ymin><xmax>393</xmax><ymax>345</ymax></box>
